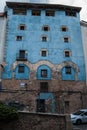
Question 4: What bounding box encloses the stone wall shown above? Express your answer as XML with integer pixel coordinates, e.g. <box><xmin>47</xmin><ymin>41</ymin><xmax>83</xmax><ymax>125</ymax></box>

<box><xmin>0</xmin><ymin>79</ymin><xmax>87</xmax><ymax>113</ymax></box>
<box><xmin>0</xmin><ymin>112</ymin><xmax>73</xmax><ymax>130</ymax></box>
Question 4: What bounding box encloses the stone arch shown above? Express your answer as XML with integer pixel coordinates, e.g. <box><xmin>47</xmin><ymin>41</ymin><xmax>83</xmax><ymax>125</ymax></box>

<box><xmin>11</xmin><ymin>61</ymin><xmax>33</xmax><ymax>70</ymax></box>
<box><xmin>14</xmin><ymin>63</ymin><xmax>30</xmax><ymax>79</ymax></box>
<box><xmin>37</xmin><ymin>64</ymin><xmax>51</xmax><ymax>79</ymax></box>
<box><xmin>34</xmin><ymin>60</ymin><xmax>54</xmax><ymax>70</ymax></box>
<box><xmin>58</xmin><ymin>61</ymin><xmax>79</xmax><ymax>80</ymax></box>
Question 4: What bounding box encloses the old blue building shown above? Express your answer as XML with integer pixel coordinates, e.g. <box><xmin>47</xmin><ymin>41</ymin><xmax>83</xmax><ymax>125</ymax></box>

<box><xmin>1</xmin><ymin>2</ymin><xmax>86</xmax><ymax>113</ymax></box>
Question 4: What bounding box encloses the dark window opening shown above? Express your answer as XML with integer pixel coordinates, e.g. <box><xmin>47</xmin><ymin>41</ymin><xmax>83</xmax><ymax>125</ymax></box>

<box><xmin>46</xmin><ymin>10</ymin><xmax>55</xmax><ymax>16</ymax></box>
<box><xmin>40</xmin><ymin>82</ymin><xmax>48</xmax><ymax>92</ymax></box>
<box><xmin>16</xmin><ymin>50</ymin><xmax>27</xmax><ymax>61</ymax></box>
<box><xmin>42</xmin><ymin>26</ymin><xmax>50</xmax><ymax>31</ymax></box>
<box><xmin>42</xmin><ymin>36</ymin><xmax>47</xmax><ymax>42</ymax></box>
<box><xmin>32</xmin><ymin>10</ymin><xmax>41</xmax><ymax>16</ymax></box>
<box><xmin>61</xmin><ymin>27</ymin><xmax>68</xmax><ymax>32</ymax></box>
<box><xmin>13</xmin><ymin>8</ymin><xmax>27</xmax><ymax>15</ymax></box>
<box><xmin>19</xmin><ymin>25</ymin><xmax>26</xmax><ymax>30</ymax></box>
<box><xmin>41</xmin><ymin>70</ymin><xmax>47</xmax><ymax>78</ymax></box>
<box><xmin>64</xmin><ymin>37</ymin><xmax>69</xmax><ymax>43</ymax></box>
<box><xmin>18</xmin><ymin>66</ymin><xmax>25</xmax><ymax>73</ymax></box>
<box><xmin>36</xmin><ymin>99</ymin><xmax>45</xmax><ymax>112</ymax></box>
<box><xmin>65</xmin><ymin>51</ymin><xmax>70</xmax><ymax>57</ymax></box>
<box><xmin>65</xmin><ymin>66</ymin><xmax>71</xmax><ymax>74</ymax></box>
<box><xmin>19</xmin><ymin>50</ymin><xmax>25</xmax><ymax>58</ymax></box>
<box><xmin>41</xmin><ymin>51</ymin><xmax>47</xmax><ymax>57</ymax></box>
<box><xmin>16</xmin><ymin>36</ymin><xmax>23</xmax><ymax>41</ymax></box>
<box><xmin>66</xmin><ymin>11</ymin><xmax>76</xmax><ymax>17</ymax></box>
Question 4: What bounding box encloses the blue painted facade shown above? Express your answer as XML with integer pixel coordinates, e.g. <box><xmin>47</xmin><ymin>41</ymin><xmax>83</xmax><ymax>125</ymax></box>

<box><xmin>1</xmin><ymin>2</ymin><xmax>86</xmax><ymax>113</ymax></box>
<box><xmin>2</xmin><ymin>2</ymin><xmax>85</xmax><ymax>81</ymax></box>
<box><xmin>2</xmin><ymin>2</ymin><xmax>86</xmax><ymax>81</ymax></box>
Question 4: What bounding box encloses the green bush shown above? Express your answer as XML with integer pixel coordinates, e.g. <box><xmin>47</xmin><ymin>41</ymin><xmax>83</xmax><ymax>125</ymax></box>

<box><xmin>0</xmin><ymin>103</ymin><xmax>19</xmax><ymax>123</ymax></box>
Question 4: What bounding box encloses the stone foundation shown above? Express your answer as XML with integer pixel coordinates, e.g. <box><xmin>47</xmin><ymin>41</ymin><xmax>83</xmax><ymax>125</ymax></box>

<box><xmin>0</xmin><ymin>79</ymin><xmax>86</xmax><ymax>113</ymax></box>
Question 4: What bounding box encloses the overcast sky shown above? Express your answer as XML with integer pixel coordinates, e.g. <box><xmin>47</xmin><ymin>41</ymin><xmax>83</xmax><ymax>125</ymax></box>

<box><xmin>0</xmin><ymin>0</ymin><xmax>87</xmax><ymax>21</ymax></box>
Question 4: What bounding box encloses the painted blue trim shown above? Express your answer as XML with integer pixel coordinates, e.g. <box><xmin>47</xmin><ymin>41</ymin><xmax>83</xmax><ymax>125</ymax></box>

<box><xmin>37</xmin><ymin>65</ymin><xmax>51</xmax><ymax>80</ymax></box>
<box><xmin>37</xmin><ymin>92</ymin><xmax>54</xmax><ymax>113</ymax></box>
<box><xmin>14</xmin><ymin>64</ymin><xmax>29</xmax><ymax>79</ymax></box>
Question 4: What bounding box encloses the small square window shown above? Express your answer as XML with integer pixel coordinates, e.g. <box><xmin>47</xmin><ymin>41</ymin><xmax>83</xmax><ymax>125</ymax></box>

<box><xmin>32</xmin><ymin>10</ymin><xmax>41</xmax><ymax>16</ymax></box>
<box><xmin>65</xmin><ymin>67</ymin><xmax>71</xmax><ymax>74</ymax></box>
<box><xmin>65</xmin><ymin>51</ymin><xmax>70</xmax><ymax>57</ymax></box>
<box><xmin>61</xmin><ymin>26</ymin><xmax>68</xmax><ymax>32</ymax></box>
<box><xmin>40</xmin><ymin>82</ymin><xmax>48</xmax><ymax>92</ymax></box>
<box><xmin>19</xmin><ymin>24</ymin><xmax>26</xmax><ymax>30</ymax></box>
<box><xmin>63</xmin><ymin>37</ymin><xmax>69</xmax><ymax>43</ymax></box>
<box><xmin>41</xmin><ymin>51</ymin><xmax>47</xmax><ymax>57</ymax></box>
<box><xmin>42</xmin><ymin>36</ymin><xmax>47</xmax><ymax>42</ymax></box>
<box><xmin>41</xmin><ymin>70</ymin><xmax>47</xmax><ymax>78</ymax></box>
<box><xmin>18</xmin><ymin>66</ymin><xmax>25</xmax><ymax>73</ymax></box>
<box><xmin>16</xmin><ymin>36</ymin><xmax>23</xmax><ymax>41</ymax></box>
<box><xmin>42</xmin><ymin>26</ymin><xmax>50</xmax><ymax>31</ymax></box>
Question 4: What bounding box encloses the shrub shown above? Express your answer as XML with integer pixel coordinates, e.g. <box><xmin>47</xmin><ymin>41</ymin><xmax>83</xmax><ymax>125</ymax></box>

<box><xmin>0</xmin><ymin>103</ymin><xmax>19</xmax><ymax>123</ymax></box>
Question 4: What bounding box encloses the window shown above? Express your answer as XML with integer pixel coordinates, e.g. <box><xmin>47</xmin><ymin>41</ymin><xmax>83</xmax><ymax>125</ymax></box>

<box><xmin>65</xmin><ymin>66</ymin><xmax>71</xmax><ymax>74</ymax></box>
<box><xmin>13</xmin><ymin>8</ymin><xmax>27</xmax><ymax>15</ymax></box>
<box><xmin>65</xmin><ymin>10</ymin><xmax>76</xmax><ymax>17</ymax></box>
<box><xmin>18</xmin><ymin>65</ymin><xmax>25</xmax><ymax>73</ymax></box>
<box><xmin>32</xmin><ymin>10</ymin><xmax>41</xmax><ymax>16</ymax></box>
<box><xmin>41</xmin><ymin>70</ymin><xmax>47</xmax><ymax>78</ymax></box>
<box><xmin>18</xmin><ymin>24</ymin><xmax>26</xmax><ymax>30</ymax></box>
<box><xmin>16</xmin><ymin>36</ymin><xmax>23</xmax><ymax>41</ymax></box>
<box><xmin>41</xmin><ymin>50</ymin><xmax>48</xmax><ymax>57</ymax></box>
<box><xmin>19</xmin><ymin>50</ymin><xmax>25</xmax><ymax>58</ymax></box>
<box><xmin>60</xmin><ymin>26</ymin><xmax>68</xmax><ymax>32</ymax></box>
<box><xmin>17</xmin><ymin>50</ymin><xmax>27</xmax><ymax>61</ymax></box>
<box><xmin>63</xmin><ymin>37</ymin><xmax>70</xmax><ymax>43</ymax></box>
<box><xmin>42</xmin><ymin>25</ymin><xmax>50</xmax><ymax>31</ymax></box>
<box><xmin>65</xmin><ymin>50</ymin><xmax>70</xmax><ymax>57</ymax></box>
<box><xmin>40</xmin><ymin>82</ymin><xmax>48</xmax><ymax>92</ymax></box>
<box><xmin>42</xmin><ymin>36</ymin><xmax>48</xmax><ymax>42</ymax></box>
<box><xmin>46</xmin><ymin>10</ymin><xmax>55</xmax><ymax>16</ymax></box>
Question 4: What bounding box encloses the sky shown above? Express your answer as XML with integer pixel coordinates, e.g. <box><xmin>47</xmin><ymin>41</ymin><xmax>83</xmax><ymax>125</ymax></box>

<box><xmin>0</xmin><ymin>0</ymin><xmax>87</xmax><ymax>21</ymax></box>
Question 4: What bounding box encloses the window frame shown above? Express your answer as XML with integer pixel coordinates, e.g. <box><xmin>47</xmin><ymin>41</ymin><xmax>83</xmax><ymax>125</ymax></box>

<box><xmin>65</xmin><ymin>66</ymin><xmax>71</xmax><ymax>74</ymax></box>
<box><xmin>41</xmin><ymin>69</ymin><xmax>48</xmax><ymax>78</ymax></box>
<box><xmin>18</xmin><ymin>65</ymin><xmax>25</xmax><ymax>73</ymax></box>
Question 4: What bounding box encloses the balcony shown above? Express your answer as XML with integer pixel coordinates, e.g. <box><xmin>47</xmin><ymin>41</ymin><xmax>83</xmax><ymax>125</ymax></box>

<box><xmin>16</xmin><ymin>53</ymin><xmax>27</xmax><ymax>61</ymax></box>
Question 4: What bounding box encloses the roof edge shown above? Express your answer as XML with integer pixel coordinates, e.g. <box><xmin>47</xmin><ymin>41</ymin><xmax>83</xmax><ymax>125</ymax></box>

<box><xmin>6</xmin><ymin>2</ymin><xmax>81</xmax><ymax>12</ymax></box>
